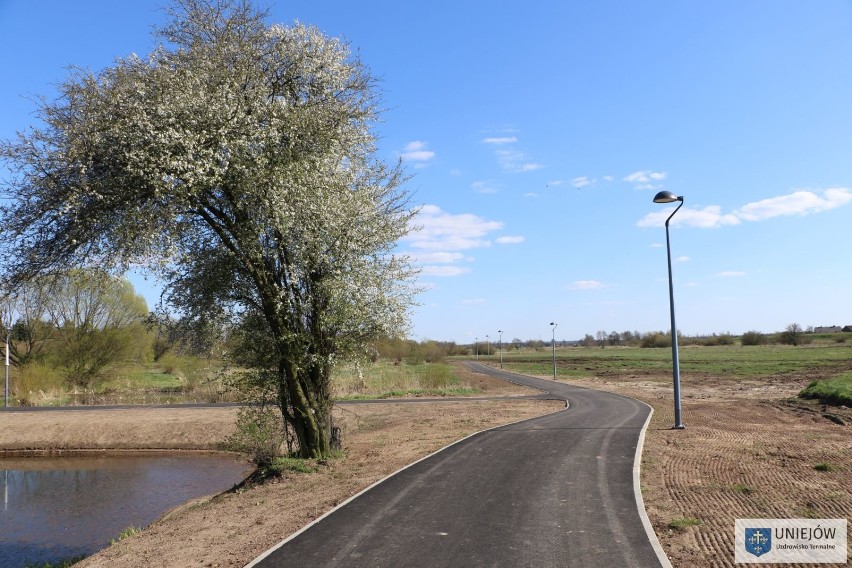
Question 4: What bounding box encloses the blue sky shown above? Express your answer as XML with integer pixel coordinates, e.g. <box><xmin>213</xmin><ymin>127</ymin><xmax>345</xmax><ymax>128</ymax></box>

<box><xmin>2</xmin><ymin>1</ymin><xmax>851</xmax><ymax>343</ymax></box>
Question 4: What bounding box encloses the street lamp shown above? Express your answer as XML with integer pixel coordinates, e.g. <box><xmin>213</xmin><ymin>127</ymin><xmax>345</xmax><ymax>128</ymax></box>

<box><xmin>486</xmin><ymin>334</ymin><xmax>490</xmax><ymax>358</ymax></box>
<box><xmin>4</xmin><ymin>329</ymin><xmax>8</xmax><ymax>408</ymax></box>
<box><xmin>475</xmin><ymin>337</ymin><xmax>479</xmax><ymax>361</ymax></box>
<box><xmin>653</xmin><ymin>190</ymin><xmax>686</xmax><ymax>429</ymax></box>
<box><xmin>549</xmin><ymin>322</ymin><xmax>557</xmax><ymax>380</ymax></box>
<box><xmin>498</xmin><ymin>330</ymin><xmax>503</xmax><ymax>369</ymax></box>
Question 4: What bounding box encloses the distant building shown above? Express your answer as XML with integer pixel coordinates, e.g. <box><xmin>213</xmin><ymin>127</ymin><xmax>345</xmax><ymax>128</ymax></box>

<box><xmin>814</xmin><ymin>326</ymin><xmax>842</xmax><ymax>333</ymax></box>
<box><xmin>843</xmin><ymin>325</ymin><xmax>852</xmax><ymax>333</ymax></box>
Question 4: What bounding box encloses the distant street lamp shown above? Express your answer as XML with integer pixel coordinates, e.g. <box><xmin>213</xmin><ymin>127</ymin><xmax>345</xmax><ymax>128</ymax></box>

<box><xmin>653</xmin><ymin>190</ymin><xmax>686</xmax><ymax>430</ymax></box>
<box><xmin>549</xmin><ymin>322</ymin><xmax>557</xmax><ymax>380</ymax></box>
<box><xmin>486</xmin><ymin>334</ymin><xmax>490</xmax><ymax>358</ymax></box>
<box><xmin>498</xmin><ymin>330</ymin><xmax>503</xmax><ymax>369</ymax></box>
<box><xmin>475</xmin><ymin>337</ymin><xmax>479</xmax><ymax>361</ymax></box>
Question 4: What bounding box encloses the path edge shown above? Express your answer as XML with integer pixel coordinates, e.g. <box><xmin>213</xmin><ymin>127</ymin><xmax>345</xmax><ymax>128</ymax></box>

<box><xmin>633</xmin><ymin>402</ymin><xmax>674</xmax><ymax>568</ymax></box>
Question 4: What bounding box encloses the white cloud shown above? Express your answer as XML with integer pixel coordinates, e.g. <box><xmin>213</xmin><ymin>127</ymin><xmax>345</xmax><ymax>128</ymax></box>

<box><xmin>519</xmin><ymin>162</ymin><xmax>544</xmax><ymax>172</ymax></box>
<box><xmin>637</xmin><ymin>188</ymin><xmax>852</xmax><ymax>229</ymax></box>
<box><xmin>717</xmin><ymin>271</ymin><xmax>746</xmax><ymax>277</ymax></box>
<box><xmin>403</xmin><ymin>205</ymin><xmax>506</xmax><ymax>277</ymax></box>
<box><xmin>623</xmin><ymin>170</ymin><xmax>667</xmax><ymax>184</ymax></box>
<box><xmin>568</xmin><ymin>280</ymin><xmax>606</xmax><ymax>290</ymax></box>
<box><xmin>636</xmin><ymin>205</ymin><xmax>741</xmax><ymax>229</ymax></box>
<box><xmin>420</xmin><ymin>265</ymin><xmax>470</xmax><ymax>277</ymax></box>
<box><xmin>675</xmin><ymin>256</ymin><xmax>690</xmax><ymax>263</ymax></box>
<box><xmin>400</xmin><ymin>141</ymin><xmax>435</xmax><ymax>163</ymax></box>
<box><xmin>734</xmin><ymin>188</ymin><xmax>852</xmax><ymax>221</ymax></box>
<box><xmin>482</xmin><ymin>136</ymin><xmax>517</xmax><ymax>145</ymax></box>
<box><xmin>650</xmin><ymin>243</ymin><xmax>664</xmax><ymax>248</ymax></box>
<box><xmin>471</xmin><ymin>180</ymin><xmax>499</xmax><ymax>194</ymax></box>
<box><xmin>603</xmin><ymin>175</ymin><xmax>614</xmax><ymax>182</ymax></box>
<box><xmin>571</xmin><ymin>176</ymin><xmax>594</xmax><ymax>188</ymax></box>
<box><xmin>524</xmin><ymin>192</ymin><xmax>539</xmax><ymax>198</ymax></box>
<box><xmin>495</xmin><ymin>235</ymin><xmax>524</xmax><ymax>244</ymax></box>
<box><xmin>409</xmin><ymin>252</ymin><xmax>466</xmax><ymax>264</ymax></box>
<box><xmin>405</xmin><ymin>205</ymin><xmax>504</xmax><ymax>251</ymax></box>
<box><xmin>546</xmin><ymin>180</ymin><xmax>565</xmax><ymax>187</ymax></box>
<box><xmin>480</xmin><ymin>132</ymin><xmax>543</xmax><ymax>172</ymax></box>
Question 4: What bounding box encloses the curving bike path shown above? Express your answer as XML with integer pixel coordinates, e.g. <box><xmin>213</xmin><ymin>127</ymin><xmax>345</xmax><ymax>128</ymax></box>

<box><xmin>247</xmin><ymin>362</ymin><xmax>670</xmax><ymax>568</ymax></box>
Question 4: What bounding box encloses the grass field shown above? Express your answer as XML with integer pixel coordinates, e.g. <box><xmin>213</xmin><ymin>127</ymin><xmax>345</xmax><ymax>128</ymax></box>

<box><xmin>6</xmin><ymin>340</ymin><xmax>851</xmax><ymax>407</ymax></box>
<box><xmin>474</xmin><ymin>342</ymin><xmax>852</xmax><ymax>382</ymax></box>
<box><xmin>2</xmin><ymin>357</ymin><xmax>478</xmax><ymax>406</ymax></box>
<box><xmin>800</xmin><ymin>371</ymin><xmax>852</xmax><ymax>406</ymax></box>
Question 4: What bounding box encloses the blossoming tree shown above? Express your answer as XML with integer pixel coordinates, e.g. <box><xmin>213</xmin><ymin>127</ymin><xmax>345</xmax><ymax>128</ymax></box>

<box><xmin>0</xmin><ymin>0</ymin><xmax>417</xmax><ymax>458</ymax></box>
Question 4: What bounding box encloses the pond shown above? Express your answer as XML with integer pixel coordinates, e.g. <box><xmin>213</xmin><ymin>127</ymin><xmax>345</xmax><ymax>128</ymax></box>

<box><xmin>0</xmin><ymin>454</ymin><xmax>250</xmax><ymax>568</ymax></box>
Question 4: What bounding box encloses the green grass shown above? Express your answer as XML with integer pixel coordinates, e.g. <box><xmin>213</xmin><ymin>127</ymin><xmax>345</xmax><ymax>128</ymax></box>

<box><xmin>799</xmin><ymin>372</ymin><xmax>852</xmax><ymax>406</ymax></box>
<box><xmin>110</xmin><ymin>525</ymin><xmax>142</xmax><ymax>545</ymax></box>
<box><xmin>332</xmin><ymin>361</ymin><xmax>476</xmax><ymax>399</ymax></box>
<box><xmin>487</xmin><ymin>343</ymin><xmax>852</xmax><ymax>381</ymax></box>
<box><xmin>104</xmin><ymin>369</ymin><xmax>184</xmax><ymax>390</ymax></box>
<box><xmin>813</xmin><ymin>462</ymin><xmax>837</xmax><ymax>472</ymax></box>
<box><xmin>731</xmin><ymin>483</ymin><xmax>755</xmax><ymax>495</ymax></box>
<box><xmin>267</xmin><ymin>457</ymin><xmax>318</xmax><ymax>475</ymax></box>
<box><xmin>667</xmin><ymin>517</ymin><xmax>703</xmax><ymax>531</ymax></box>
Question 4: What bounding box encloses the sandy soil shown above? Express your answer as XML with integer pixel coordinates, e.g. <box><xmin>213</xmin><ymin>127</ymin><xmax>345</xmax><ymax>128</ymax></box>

<box><xmin>2</xmin><ymin>364</ymin><xmax>849</xmax><ymax>567</ymax></box>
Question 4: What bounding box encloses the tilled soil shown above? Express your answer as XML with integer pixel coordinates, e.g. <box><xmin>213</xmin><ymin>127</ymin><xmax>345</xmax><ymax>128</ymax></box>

<box><xmin>565</xmin><ymin>373</ymin><xmax>852</xmax><ymax>567</ymax></box>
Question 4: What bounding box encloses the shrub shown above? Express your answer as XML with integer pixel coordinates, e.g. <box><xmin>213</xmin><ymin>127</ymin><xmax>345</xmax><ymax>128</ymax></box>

<box><xmin>418</xmin><ymin>364</ymin><xmax>453</xmax><ymax>389</ymax></box>
<box><xmin>740</xmin><ymin>331</ymin><xmax>766</xmax><ymax>346</ymax></box>
<box><xmin>640</xmin><ymin>332</ymin><xmax>671</xmax><ymax>349</ymax></box>
<box><xmin>226</xmin><ymin>405</ymin><xmax>286</xmax><ymax>467</ymax></box>
<box><xmin>705</xmin><ymin>333</ymin><xmax>734</xmax><ymax>346</ymax></box>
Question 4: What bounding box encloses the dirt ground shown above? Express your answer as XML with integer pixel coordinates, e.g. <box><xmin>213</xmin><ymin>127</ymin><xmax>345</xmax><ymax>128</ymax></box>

<box><xmin>560</xmin><ymin>371</ymin><xmax>852</xmax><ymax>567</ymax></box>
<box><xmin>2</xmin><ymin>365</ymin><xmax>849</xmax><ymax>567</ymax></box>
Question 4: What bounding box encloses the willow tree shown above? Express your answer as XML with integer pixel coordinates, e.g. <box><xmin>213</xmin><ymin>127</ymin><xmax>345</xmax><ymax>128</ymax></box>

<box><xmin>0</xmin><ymin>0</ymin><xmax>417</xmax><ymax>457</ymax></box>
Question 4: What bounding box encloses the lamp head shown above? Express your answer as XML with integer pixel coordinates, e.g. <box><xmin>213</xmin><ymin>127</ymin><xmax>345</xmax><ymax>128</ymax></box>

<box><xmin>653</xmin><ymin>191</ymin><xmax>683</xmax><ymax>204</ymax></box>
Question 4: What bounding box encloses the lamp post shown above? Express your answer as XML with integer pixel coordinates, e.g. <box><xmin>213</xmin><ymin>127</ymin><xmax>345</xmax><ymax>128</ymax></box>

<box><xmin>498</xmin><ymin>330</ymin><xmax>503</xmax><ymax>369</ymax></box>
<box><xmin>549</xmin><ymin>322</ymin><xmax>557</xmax><ymax>380</ymax></box>
<box><xmin>3</xmin><ymin>305</ymin><xmax>9</xmax><ymax>408</ymax></box>
<box><xmin>653</xmin><ymin>190</ymin><xmax>686</xmax><ymax>429</ymax></box>
<box><xmin>4</xmin><ymin>330</ymin><xmax>8</xmax><ymax>408</ymax></box>
<box><xmin>486</xmin><ymin>334</ymin><xmax>490</xmax><ymax>358</ymax></box>
<box><xmin>475</xmin><ymin>337</ymin><xmax>479</xmax><ymax>361</ymax></box>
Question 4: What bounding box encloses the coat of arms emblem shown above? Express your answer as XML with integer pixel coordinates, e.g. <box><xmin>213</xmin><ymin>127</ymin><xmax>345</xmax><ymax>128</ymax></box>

<box><xmin>745</xmin><ymin>528</ymin><xmax>772</xmax><ymax>557</ymax></box>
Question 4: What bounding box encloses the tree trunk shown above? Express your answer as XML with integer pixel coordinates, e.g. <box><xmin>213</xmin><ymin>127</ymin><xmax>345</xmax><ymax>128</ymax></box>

<box><xmin>280</xmin><ymin>359</ymin><xmax>331</xmax><ymax>458</ymax></box>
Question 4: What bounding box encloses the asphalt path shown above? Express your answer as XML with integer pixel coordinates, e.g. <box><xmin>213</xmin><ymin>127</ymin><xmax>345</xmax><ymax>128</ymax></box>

<box><xmin>247</xmin><ymin>362</ymin><xmax>669</xmax><ymax>568</ymax></box>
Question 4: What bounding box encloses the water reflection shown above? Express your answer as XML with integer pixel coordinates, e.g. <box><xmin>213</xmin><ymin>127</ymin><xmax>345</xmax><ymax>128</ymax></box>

<box><xmin>0</xmin><ymin>454</ymin><xmax>249</xmax><ymax>568</ymax></box>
